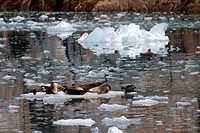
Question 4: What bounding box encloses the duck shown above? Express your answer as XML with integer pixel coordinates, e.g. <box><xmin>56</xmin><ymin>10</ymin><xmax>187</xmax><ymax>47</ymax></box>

<box><xmin>121</xmin><ymin>84</ymin><xmax>136</xmax><ymax>94</ymax></box>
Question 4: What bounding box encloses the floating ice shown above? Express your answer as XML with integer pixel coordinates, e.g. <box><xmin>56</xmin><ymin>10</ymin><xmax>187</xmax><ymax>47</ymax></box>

<box><xmin>176</xmin><ymin>102</ymin><xmax>191</xmax><ymax>106</ymax></box>
<box><xmin>43</xmin><ymin>92</ymin><xmax>71</xmax><ymax>104</ymax></box>
<box><xmin>40</xmin><ymin>15</ymin><xmax>48</xmax><ymax>20</ymax></box>
<box><xmin>8</xmin><ymin>105</ymin><xmax>20</xmax><ymax>109</ymax></box>
<box><xmin>102</xmin><ymin>116</ymin><xmax>141</xmax><ymax>129</ymax></box>
<box><xmin>12</xmin><ymin>16</ymin><xmax>25</xmax><ymax>22</ymax></box>
<box><xmin>0</xmin><ymin>18</ymin><xmax>6</xmax><ymax>25</ymax></box>
<box><xmin>97</xmin><ymin>103</ymin><xmax>128</xmax><ymax>111</ymax></box>
<box><xmin>133</xmin><ymin>95</ymin><xmax>169</xmax><ymax>105</ymax></box>
<box><xmin>18</xmin><ymin>91</ymin><xmax>124</xmax><ymax>104</ymax></box>
<box><xmin>132</xmin><ymin>99</ymin><xmax>159</xmax><ymax>106</ymax></box>
<box><xmin>53</xmin><ymin>118</ymin><xmax>95</xmax><ymax>127</ymax></box>
<box><xmin>108</xmin><ymin>126</ymin><xmax>123</xmax><ymax>133</ymax></box>
<box><xmin>2</xmin><ymin>75</ymin><xmax>16</xmax><ymax>80</ymax></box>
<box><xmin>8</xmin><ymin>105</ymin><xmax>20</xmax><ymax>113</ymax></box>
<box><xmin>47</xmin><ymin>21</ymin><xmax>76</xmax><ymax>39</ymax></box>
<box><xmin>78</xmin><ymin>23</ymin><xmax>169</xmax><ymax>58</ymax></box>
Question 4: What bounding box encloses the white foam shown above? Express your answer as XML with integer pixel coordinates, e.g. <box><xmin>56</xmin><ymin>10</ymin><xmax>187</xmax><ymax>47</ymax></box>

<box><xmin>47</xmin><ymin>21</ymin><xmax>76</xmax><ymax>39</ymax></box>
<box><xmin>78</xmin><ymin>23</ymin><xmax>169</xmax><ymax>58</ymax></box>
<box><xmin>102</xmin><ymin>116</ymin><xmax>141</xmax><ymax>129</ymax></box>
<box><xmin>108</xmin><ymin>126</ymin><xmax>123</xmax><ymax>133</ymax></box>
<box><xmin>97</xmin><ymin>103</ymin><xmax>128</xmax><ymax>111</ymax></box>
<box><xmin>53</xmin><ymin>118</ymin><xmax>95</xmax><ymax>126</ymax></box>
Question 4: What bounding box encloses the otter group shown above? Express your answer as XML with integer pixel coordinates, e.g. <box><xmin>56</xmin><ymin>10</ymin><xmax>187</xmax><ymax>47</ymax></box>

<box><xmin>32</xmin><ymin>81</ymin><xmax>111</xmax><ymax>95</ymax></box>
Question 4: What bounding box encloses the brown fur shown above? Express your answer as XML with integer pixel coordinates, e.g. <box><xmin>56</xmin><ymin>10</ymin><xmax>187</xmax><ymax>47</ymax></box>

<box><xmin>73</xmin><ymin>81</ymin><xmax>104</xmax><ymax>91</ymax></box>
<box><xmin>88</xmin><ymin>83</ymin><xmax>111</xmax><ymax>94</ymax></box>
<box><xmin>51</xmin><ymin>82</ymin><xmax>65</xmax><ymax>94</ymax></box>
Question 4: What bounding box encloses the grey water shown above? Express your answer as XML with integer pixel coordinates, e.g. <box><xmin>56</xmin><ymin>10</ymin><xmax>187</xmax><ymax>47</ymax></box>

<box><xmin>0</xmin><ymin>12</ymin><xmax>200</xmax><ymax>132</ymax></box>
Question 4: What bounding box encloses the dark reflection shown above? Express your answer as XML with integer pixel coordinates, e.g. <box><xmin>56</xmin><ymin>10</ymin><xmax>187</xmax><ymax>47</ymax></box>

<box><xmin>167</xmin><ymin>28</ymin><xmax>200</xmax><ymax>53</ymax></box>
<box><xmin>8</xmin><ymin>32</ymin><xmax>29</xmax><ymax>58</ymax></box>
<box><xmin>28</xmin><ymin>100</ymin><xmax>57</xmax><ymax>132</ymax></box>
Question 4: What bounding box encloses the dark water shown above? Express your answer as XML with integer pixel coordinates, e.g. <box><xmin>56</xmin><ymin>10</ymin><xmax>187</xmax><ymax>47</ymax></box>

<box><xmin>0</xmin><ymin>12</ymin><xmax>200</xmax><ymax>133</ymax></box>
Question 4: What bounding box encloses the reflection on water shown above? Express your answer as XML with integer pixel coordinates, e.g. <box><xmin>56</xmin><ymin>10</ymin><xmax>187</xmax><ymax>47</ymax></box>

<box><xmin>0</xmin><ymin>12</ymin><xmax>200</xmax><ymax>132</ymax></box>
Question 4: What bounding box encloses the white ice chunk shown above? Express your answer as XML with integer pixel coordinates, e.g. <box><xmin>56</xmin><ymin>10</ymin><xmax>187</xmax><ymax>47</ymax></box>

<box><xmin>8</xmin><ymin>105</ymin><xmax>20</xmax><ymax>109</ymax></box>
<box><xmin>2</xmin><ymin>75</ymin><xmax>16</xmax><ymax>80</ymax></box>
<box><xmin>53</xmin><ymin>118</ymin><xmax>95</xmax><ymax>127</ymax></box>
<box><xmin>132</xmin><ymin>99</ymin><xmax>159</xmax><ymax>106</ymax></box>
<box><xmin>176</xmin><ymin>102</ymin><xmax>191</xmax><ymax>106</ymax></box>
<box><xmin>78</xmin><ymin>23</ymin><xmax>169</xmax><ymax>58</ymax></box>
<box><xmin>0</xmin><ymin>18</ymin><xmax>6</xmax><ymax>25</ymax></box>
<box><xmin>150</xmin><ymin>23</ymin><xmax>168</xmax><ymax>35</ymax></box>
<box><xmin>40</xmin><ymin>15</ymin><xmax>48</xmax><ymax>20</ymax></box>
<box><xmin>47</xmin><ymin>21</ymin><xmax>76</xmax><ymax>39</ymax></box>
<box><xmin>108</xmin><ymin>126</ymin><xmax>123</xmax><ymax>133</ymax></box>
<box><xmin>43</xmin><ymin>92</ymin><xmax>71</xmax><ymax>104</ymax></box>
<box><xmin>102</xmin><ymin>116</ymin><xmax>141</xmax><ymax>129</ymax></box>
<box><xmin>18</xmin><ymin>91</ymin><xmax>124</xmax><ymax>104</ymax></box>
<box><xmin>97</xmin><ymin>104</ymin><xmax>128</xmax><ymax>111</ymax></box>
<box><xmin>12</xmin><ymin>16</ymin><xmax>25</xmax><ymax>22</ymax></box>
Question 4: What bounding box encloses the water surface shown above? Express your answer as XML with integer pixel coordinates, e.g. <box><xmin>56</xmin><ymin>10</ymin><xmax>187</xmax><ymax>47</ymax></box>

<box><xmin>0</xmin><ymin>12</ymin><xmax>200</xmax><ymax>132</ymax></box>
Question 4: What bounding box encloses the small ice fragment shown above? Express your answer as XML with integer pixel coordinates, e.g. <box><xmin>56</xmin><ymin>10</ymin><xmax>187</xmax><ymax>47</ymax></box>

<box><xmin>97</xmin><ymin>103</ymin><xmax>128</xmax><ymax>111</ymax></box>
<box><xmin>40</xmin><ymin>15</ymin><xmax>48</xmax><ymax>20</ymax></box>
<box><xmin>2</xmin><ymin>75</ymin><xmax>16</xmax><ymax>80</ymax></box>
<box><xmin>132</xmin><ymin>99</ymin><xmax>159</xmax><ymax>106</ymax></box>
<box><xmin>108</xmin><ymin>126</ymin><xmax>123</xmax><ymax>133</ymax></box>
<box><xmin>13</xmin><ymin>16</ymin><xmax>25</xmax><ymax>22</ymax></box>
<box><xmin>102</xmin><ymin>116</ymin><xmax>141</xmax><ymax>128</ymax></box>
<box><xmin>47</xmin><ymin>21</ymin><xmax>76</xmax><ymax>39</ymax></box>
<box><xmin>53</xmin><ymin>118</ymin><xmax>95</xmax><ymax>127</ymax></box>
<box><xmin>176</xmin><ymin>102</ymin><xmax>191</xmax><ymax>106</ymax></box>
<box><xmin>8</xmin><ymin>105</ymin><xmax>20</xmax><ymax>109</ymax></box>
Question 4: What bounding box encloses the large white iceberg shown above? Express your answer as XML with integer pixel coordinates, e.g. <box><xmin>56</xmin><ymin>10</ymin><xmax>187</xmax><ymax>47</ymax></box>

<box><xmin>78</xmin><ymin>23</ymin><xmax>169</xmax><ymax>58</ymax></box>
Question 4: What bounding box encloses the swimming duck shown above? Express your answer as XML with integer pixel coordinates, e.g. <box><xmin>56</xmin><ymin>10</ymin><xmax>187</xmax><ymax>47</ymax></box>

<box><xmin>121</xmin><ymin>84</ymin><xmax>136</xmax><ymax>94</ymax></box>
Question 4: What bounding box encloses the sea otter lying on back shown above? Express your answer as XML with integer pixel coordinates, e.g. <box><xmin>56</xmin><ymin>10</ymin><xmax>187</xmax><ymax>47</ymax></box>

<box><xmin>31</xmin><ymin>81</ymin><xmax>111</xmax><ymax>95</ymax></box>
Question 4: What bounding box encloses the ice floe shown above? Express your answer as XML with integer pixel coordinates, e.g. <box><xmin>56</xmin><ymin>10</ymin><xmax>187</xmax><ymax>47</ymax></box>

<box><xmin>97</xmin><ymin>103</ymin><xmax>128</xmax><ymax>111</ymax></box>
<box><xmin>78</xmin><ymin>23</ymin><xmax>169</xmax><ymax>58</ymax></box>
<box><xmin>17</xmin><ymin>91</ymin><xmax>124</xmax><ymax>104</ymax></box>
<box><xmin>53</xmin><ymin>118</ymin><xmax>95</xmax><ymax>126</ymax></box>
<box><xmin>102</xmin><ymin>115</ymin><xmax>141</xmax><ymax>129</ymax></box>
<box><xmin>108</xmin><ymin>126</ymin><xmax>123</xmax><ymax>133</ymax></box>
<box><xmin>47</xmin><ymin>21</ymin><xmax>76</xmax><ymax>39</ymax></box>
<box><xmin>8</xmin><ymin>105</ymin><xmax>20</xmax><ymax>113</ymax></box>
<box><xmin>132</xmin><ymin>95</ymin><xmax>169</xmax><ymax>106</ymax></box>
